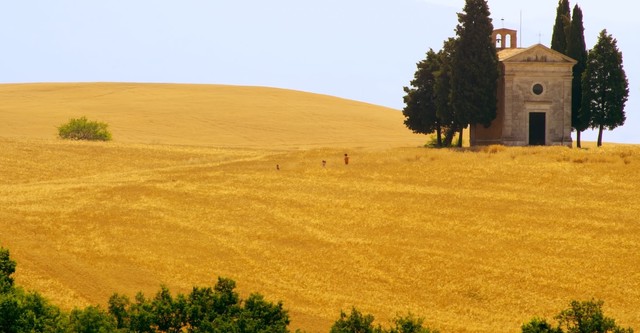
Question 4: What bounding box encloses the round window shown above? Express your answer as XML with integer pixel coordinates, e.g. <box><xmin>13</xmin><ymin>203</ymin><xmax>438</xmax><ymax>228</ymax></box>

<box><xmin>532</xmin><ymin>84</ymin><xmax>544</xmax><ymax>95</ymax></box>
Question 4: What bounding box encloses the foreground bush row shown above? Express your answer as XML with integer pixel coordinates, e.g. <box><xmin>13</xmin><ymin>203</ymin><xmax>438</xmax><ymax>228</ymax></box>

<box><xmin>0</xmin><ymin>247</ymin><xmax>633</xmax><ymax>332</ymax></box>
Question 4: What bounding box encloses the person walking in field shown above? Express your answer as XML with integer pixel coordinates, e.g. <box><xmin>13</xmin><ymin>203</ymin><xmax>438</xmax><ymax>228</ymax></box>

<box><xmin>344</xmin><ymin>153</ymin><xmax>349</xmax><ymax>165</ymax></box>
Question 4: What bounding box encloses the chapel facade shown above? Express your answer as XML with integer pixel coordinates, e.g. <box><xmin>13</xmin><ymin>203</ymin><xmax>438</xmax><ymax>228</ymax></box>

<box><xmin>470</xmin><ymin>28</ymin><xmax>576</xmax><ymax>147</ymax></box>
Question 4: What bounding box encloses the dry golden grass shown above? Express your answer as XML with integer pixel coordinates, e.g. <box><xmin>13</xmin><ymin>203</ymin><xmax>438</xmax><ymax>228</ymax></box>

<box><xmin>1</xmin><ymin>83</ymin><xmax>639</xmax><ymax>332</ymax></box>
<box><xmin>0</xmin><ymin>82</ymin><xmax>425</xmax><ymax>149</ymax></box>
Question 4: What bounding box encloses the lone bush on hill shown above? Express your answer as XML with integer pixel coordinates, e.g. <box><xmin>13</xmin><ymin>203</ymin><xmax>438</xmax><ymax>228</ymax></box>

<box><xmin>58</xmin><ymin>116</ymin><xmax>112</xmax><ymax>141</ymax></box>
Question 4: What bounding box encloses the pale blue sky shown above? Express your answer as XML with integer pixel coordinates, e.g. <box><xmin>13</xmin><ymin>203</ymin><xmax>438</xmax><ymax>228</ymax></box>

<box><xmin>1</xmin><ymin>0</ymin><xmax>636</xmax><ymax>143</ymax></box>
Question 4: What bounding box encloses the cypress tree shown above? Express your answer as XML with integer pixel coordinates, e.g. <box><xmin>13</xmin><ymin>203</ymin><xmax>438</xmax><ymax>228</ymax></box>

<box><xmin>434</xmin><ymin>38</ymin><xmax>461</xmax><ymax>147</ymax></box>
<box><xmin>551</xmin><ymin>0</ymin><xmax>571</xmax><ymax>54</ymax></box>
<box><xmin>566</xmin><ymin>5</ymin><xmax>588</xmax><ymax>148</ymax></box>
<box><xmin>450</xmin><ymin>0</ymin><xmax>498</xmax><ymax>146</ymax></box>
<box><xmin>581</xmin><ymin>30</ymin><xmax>629</xmax><ymax>147</ymax></box>
<box><xmin>402</xmin><ymin>49</ymin><xmax>443</xmax><ymax>146</ymax></box>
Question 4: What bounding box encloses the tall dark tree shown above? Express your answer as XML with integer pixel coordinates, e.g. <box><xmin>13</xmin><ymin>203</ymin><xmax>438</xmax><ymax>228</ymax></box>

<box><xmin>450</xmin><ymin>0</ymin><xmax>499</xmax><ymax>146</ymax></box>
<box><xmin>566</xmin><ymin>5</ymin><xmax>588</xmax><ymax>148</ymax></box>
<box><xmin>402</xmin><ymin>49</ymin><xmax>443</xmax><ymax>146</ymax></box>
<box><xmin>434</xmin><ymin>38</ymin><xmax>462</xmax><ymax>147</ymax></box>
<box><xmin>551</xmin><ymin>0</ymin><xmax>571</xmax><ymax>54</ymax></box>
<box><xmin>581</xmin><ymin>29</ymin><xmax>629</xmax><ymax>147</ymax></box>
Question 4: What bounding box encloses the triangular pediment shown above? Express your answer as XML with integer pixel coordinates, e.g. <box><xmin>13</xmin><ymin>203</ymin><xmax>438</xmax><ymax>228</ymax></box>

<box><xmin>498</xmin><ymin>44</ymin><xmax>576</xmax><ymax>64</ymax></box>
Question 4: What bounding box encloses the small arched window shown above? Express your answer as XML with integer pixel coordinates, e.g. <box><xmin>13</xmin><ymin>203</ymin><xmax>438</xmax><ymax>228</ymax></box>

<box><xmin>495</xmin><ymin>34</ymin><xmax>503</xmax><ymax>48</ymax></box>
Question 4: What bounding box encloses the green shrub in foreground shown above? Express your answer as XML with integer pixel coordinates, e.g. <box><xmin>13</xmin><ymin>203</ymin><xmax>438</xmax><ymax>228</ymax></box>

<box><xmin>522</xmin><ymin>299</ymin><xmax>634</xmax><ymax>333</ymax></box>
<box><xmin>2</xmin><ymin>246</ymin><xmax>636</xmax><ymax>333</ymax></box>
<box><xmin>58</xmin><ymin>116</ymin><xmax>112</xmax><ymax>141</ymax></box>
<box><xmin>330</xmin><ymin>307</ymin><xmax>439</xmax><ymax>333</ymax></box>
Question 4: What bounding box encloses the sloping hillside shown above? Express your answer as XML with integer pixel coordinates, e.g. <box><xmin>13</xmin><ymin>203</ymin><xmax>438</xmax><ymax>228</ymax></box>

<box><xmin>0</xmin><ymin>83</ymin><xmax>425</xmax><ymax>149</ymax></box>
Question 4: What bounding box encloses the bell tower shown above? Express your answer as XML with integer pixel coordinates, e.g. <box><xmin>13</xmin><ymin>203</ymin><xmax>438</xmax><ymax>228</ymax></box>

<box><xmin>492</xmin><ymin>28</ymin><xmax>518</xmax><ymax>49</ymax></box>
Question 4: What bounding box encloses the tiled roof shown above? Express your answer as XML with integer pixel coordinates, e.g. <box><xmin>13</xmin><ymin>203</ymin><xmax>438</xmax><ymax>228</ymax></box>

<box><xmin>497</xmin><ymin>44</ymin><xmax>577</xmax><ymax>64</ymax></box>
<box><xmin>497</xmin><ymin>48</ymin><xmax>528</xmax><ymax>61</ymax></box>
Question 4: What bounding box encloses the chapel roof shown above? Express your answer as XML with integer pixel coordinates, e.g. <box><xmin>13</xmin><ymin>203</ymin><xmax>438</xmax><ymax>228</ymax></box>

<box><xmin>497</xmin><ymin>43</ymin><xmax>577</xmax><ymax>64</ymax></box>
<box><xmin>497</xmin><ymin>47</ymin><xmax>528</xmax><ymax>61</ymax></box>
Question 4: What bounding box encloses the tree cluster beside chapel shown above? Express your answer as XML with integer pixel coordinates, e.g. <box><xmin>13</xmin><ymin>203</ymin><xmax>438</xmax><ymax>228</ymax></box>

<box><xmin>403</xmin><ymin>0</ymin><xmax>628</xmax><ymax>148</ymax></box>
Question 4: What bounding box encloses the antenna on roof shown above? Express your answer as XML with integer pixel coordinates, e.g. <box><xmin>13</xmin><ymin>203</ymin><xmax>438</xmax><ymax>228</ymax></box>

<box><xmin>519</xmin><ymin>10</ymin><xmax>522</xmax><ymax>47</ymax></box>
<box><xmin>538</xmin><ymin>32</ymin><xmax>542</xmax><ymax>44</ymax></box>
<box><xmin>501</xmin><ymin>18</ymin><xmax>504</xmax><ymax>28</ymax></box>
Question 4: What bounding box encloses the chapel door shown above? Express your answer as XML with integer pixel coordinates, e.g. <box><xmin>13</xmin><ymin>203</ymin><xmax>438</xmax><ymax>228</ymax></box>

<box><xmin>529</xmin><ymin>112</ymin><xmax>546</xmax><ymax>145</ymax></box>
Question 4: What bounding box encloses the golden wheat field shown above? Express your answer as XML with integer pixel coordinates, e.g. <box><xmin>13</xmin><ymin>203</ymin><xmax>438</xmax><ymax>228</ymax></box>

<box><xmin>0</xmin><ymin>82</ymin><xmax>425</xmax><ymax>149</ymax></box>
<box><xmin>1</xmin><ymin>83</ymin><xmax>639</xmax><ymax>333</ymax></box>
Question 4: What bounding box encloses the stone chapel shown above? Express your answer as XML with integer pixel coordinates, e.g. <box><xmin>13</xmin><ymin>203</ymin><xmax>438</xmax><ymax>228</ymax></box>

<box><xmin>470</xmin><ymin>28</ymin><xmax>576</xmax><ymax>147</ymax></box>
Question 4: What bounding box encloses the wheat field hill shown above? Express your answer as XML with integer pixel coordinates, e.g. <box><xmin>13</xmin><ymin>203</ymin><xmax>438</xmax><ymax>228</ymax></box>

<box><xmin>0</xmin><ymin>82</ymin><xmax>426</xmax><ymax>149</ymax></box>
<box><xmin>1</xmin><ymin>83</ymin><xmax>640</xmax><ymax>333</ymax></box>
